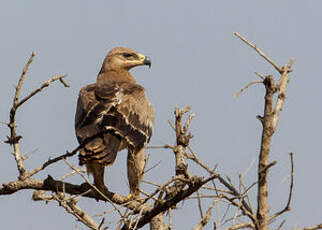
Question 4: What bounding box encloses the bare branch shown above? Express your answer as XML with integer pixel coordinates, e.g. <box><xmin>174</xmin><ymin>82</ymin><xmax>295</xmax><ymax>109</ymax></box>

<box><xmin>14</xmin><ymin>52</ymin><xmax>36</xmax><ymax>108</ymax></box>
<box><xmin>173</xmin><ymin>107</ymin><xmax>193</xmax><ymax>179</ymax></box>
<box><xmin>220</xmin><ymin>194</ymin><xmax>256</xmax><ymax>224</ymax></box>
<box><xmin>6</xmin><ymin>52</ymin><xmax>36</xmax><ymax>178</ymax></box>
<box><xmin>271</xmin><ymin>58</ymin><xmax>295</xmax><ymax>130</ymax></box>
<box><xmin>1</xmin><ymin>176</ymin><xmax>158</xmax><ymax>225</ymax></box>
<box><xmin>168</xmin><ymin>208</ymin><xmax>173</xmax><ymax>230</ymax></box>
<box><xmin>16</xmin><ymin>74</ymin><xmax>68</xmax><ymax>108</ymax></box>
<box><xmin>276</xmin><ymin>219</ymin><xmax>286</xmax><ymax>230</ymax></box>
<box><xmin>233</xmin><ymin>32</ymin><xmax>282</xmax><ymax>73</ymax></box>
<box><xmin>183</xmin><ymin>113</ymin><xmax>195</xmax><ymax>134</ymax></box>
<box><xmin>269</xmin><ymin>152</ymin><xmax>294</xmax><ymax>222</ymax></box>
<box><xmin>254</xmin><ymin>72</ymin><xmax>265</xmax><ymax>80</ymax></box>
<box><xmin>53</xmin><ymin>193</ymin><xmax>99</xmax><ymax>230</ymax></box>
<box><xmin>25</xmin><ymin>145</ymin><xmax>81</xmax><ymax>179</ymax></box>
<box><xmin>149</xmin><ymin>213</ymin><xmax>166</xmax><ymax>230</ymax></box>
<box><xmin>186</xmin><ymin>145</ymin><xmax>256</xmax><ymax>225</ymax></box>
<box><xmin>298</xmin><ymin>224</ymin><xmax>322</xmax><ymax>230</ymax></box>
<box><xmin>144</xmin><ymin>160</ymin><xmax>161</xmax><ymax>175</ymax></box>
<box><xmin>217</xmin><ymin>175</ymin><xmax>253</xmax><ymax>215</ymax></box>
<box><xmin>234</xmin><ymin>32</ymin><xmax>295</xmax><ymax>230</ymax></box>
<box><xmin>168</xmin><ymin>119</ymin><xmax>176</xmax><ymax>131</ymax></box>
<box><xmin>5</xmin><ymin>52</ymin><xmax>69</xmax><ymax>182</ymax></box>
<box><xmin>238</xmin><ymin>174</ymin><xmax>255</xmax><ymax>216</ymax></box>
<box><xmin>133</xmin><ymin>174</ymin><xmax>218</xmax><ymax>229</ymax></box>
<box><xmin>186</xmin><ymin>145</ymin><xmax>216</xmax><ymax>175</ymax></box>
<box><xmin>226</xmin><ymin>222</ymin><xmax>255</xmax><ymax>230</ymax></box>
<box><xmin>253</xmin><ymin>74</ymin><xmax>276</xmax><ymax>230</ymax></box>
<box><xmin>234</xmin><ymin>80</ymin><xmax>263</xmax><ymax>99</ymax></box>
<box><xmin>63</xmin><ymin>160</ymin><xmax>124</xmax><ymax>218</ymax></box>
<box><xmin>193</xmin><ymin>199</ymin><xmax>217</xmax><ymax>230</ymax></box>
<box><xmin>196</xmin><ymin>190</ymin><xmax>204</xmax><ymax>219</ymax></box>
<box><xmin>146</xmin><ymin>144</ymin><xmax>174</xmax><ymax>150</ymax></box>
<box><xmin>59</xmin><ymin>77</ymin><xmax>70</xmax><ymax>87</ymax></box>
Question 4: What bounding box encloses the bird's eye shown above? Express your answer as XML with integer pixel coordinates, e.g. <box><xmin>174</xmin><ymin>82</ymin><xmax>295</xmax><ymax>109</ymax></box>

<box><xmin>122</xmin><ymin>53</ymin><xmax>132</xmax><ymax>58</ymax></box>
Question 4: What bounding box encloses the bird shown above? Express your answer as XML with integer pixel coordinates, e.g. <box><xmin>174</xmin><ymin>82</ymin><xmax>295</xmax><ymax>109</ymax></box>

<box><xmin>74</xmin><ymin>47</ymin><xmax>154</xmax><ymax>200</ymax></box>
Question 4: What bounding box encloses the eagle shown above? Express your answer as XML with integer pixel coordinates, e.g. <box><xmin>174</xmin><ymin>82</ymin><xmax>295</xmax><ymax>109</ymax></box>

<box><xmin>74</xmin><ymin>47</ymin><xmax>154</xmax><ymax>199</ymax></box>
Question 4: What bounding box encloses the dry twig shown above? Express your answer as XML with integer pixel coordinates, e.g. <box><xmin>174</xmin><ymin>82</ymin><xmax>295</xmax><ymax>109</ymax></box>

<box><xmin>233</xmin><ymin>32</ymin><xmax>282</xmax><ymax>73</ymax></box>
<box><xmin>193</xmin><ymin>199</ymin><xmax>217</xmax><ymax>230</ymax></box>
<box><xmin>299</xmin><ymin>224</ymin><xmax>322</xmax><ymax>230</ymax></box>
<box><xmin>269</xmin><ymin>153</ymin><xmax>294</xmax><ymax>222</ymax></box>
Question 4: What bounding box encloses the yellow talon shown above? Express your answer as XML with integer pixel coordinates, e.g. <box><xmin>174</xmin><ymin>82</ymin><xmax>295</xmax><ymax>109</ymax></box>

<box><xmin>125</xmin><ymin>193</ymin><xmax>133</xmax><ymax>201</ymax></box>
<box><xmin>125</xmin><ymin>193</ymin><xmax>140</xmax><ymax>201</ymax></box>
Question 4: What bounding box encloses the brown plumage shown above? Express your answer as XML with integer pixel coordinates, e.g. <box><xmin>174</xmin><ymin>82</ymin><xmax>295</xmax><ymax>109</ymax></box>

<box><xmin>75</xmin><ymin>47</ymin><xmax>154</xmax><ymax>199</ymax></box>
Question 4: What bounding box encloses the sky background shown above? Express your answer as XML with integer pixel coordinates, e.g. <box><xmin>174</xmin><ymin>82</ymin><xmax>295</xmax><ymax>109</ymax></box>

<box><xmin>1</xmin><ymin>1</ymin><xmax>321</xmax><ymax>229</ymax></box>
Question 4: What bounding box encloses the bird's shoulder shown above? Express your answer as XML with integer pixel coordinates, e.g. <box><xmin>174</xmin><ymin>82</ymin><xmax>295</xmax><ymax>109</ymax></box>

<box><xmin>95</xmin><ymin>81</ymin><xmax>145</xmax><ymax>100</ymax></box>
<box><xmin>96</xmin><ymin>80</ymin><xmax>155</xmax><ymax>138</ymax></box>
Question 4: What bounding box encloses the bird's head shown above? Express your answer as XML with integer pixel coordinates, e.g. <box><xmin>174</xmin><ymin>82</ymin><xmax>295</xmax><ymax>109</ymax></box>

<box><xmin>101</xmin><ymin>47</ymin><xmax>151</xmax><ymax>72</ymax></box>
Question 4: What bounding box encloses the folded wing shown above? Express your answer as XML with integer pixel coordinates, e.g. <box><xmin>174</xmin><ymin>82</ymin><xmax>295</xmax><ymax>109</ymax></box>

<box><xmin>75</xmin><ymin>81</ymin><xmax>154</xmax><ymax>166</ymax></box>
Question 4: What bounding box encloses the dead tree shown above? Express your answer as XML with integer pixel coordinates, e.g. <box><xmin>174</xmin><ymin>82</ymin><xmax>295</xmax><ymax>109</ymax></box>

<box><xmin>1</xmin><ymin>33</ymin><xmax>322</xmax><ymax>230</ymax></box>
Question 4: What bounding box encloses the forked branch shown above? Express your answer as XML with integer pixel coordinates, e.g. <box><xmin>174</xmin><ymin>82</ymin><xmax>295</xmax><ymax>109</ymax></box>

<box><xmin>234</xmin><ymin>32</ymin><xmax>295</xmax><ymax>230</ymax></box>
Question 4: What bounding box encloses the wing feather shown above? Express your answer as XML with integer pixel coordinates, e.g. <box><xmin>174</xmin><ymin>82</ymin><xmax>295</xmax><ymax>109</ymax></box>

<box><xmin>75</xmin><ymin>81</ymin><xmax>154</xmax><ymax>166</ymax></box>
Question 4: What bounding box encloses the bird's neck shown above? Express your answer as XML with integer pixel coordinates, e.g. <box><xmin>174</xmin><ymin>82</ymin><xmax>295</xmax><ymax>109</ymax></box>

<box><xmin>97</xmin><ymin>69</ymin><xmax>136</xmax><ymax>84</ymax></box>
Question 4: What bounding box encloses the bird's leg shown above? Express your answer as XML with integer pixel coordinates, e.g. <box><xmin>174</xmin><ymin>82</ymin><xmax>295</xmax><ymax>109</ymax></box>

<box><xmin>126</xmin><ymin>147</ymin><xmax>145</xmax><ymax>200</ymax></box>
<box><xmin>86</xmin><ymin>161</ymin><xmax>107</xmax><ymax>192</ymax></box>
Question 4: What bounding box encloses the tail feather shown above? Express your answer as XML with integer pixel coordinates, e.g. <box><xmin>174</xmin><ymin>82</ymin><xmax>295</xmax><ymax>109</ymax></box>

<box><xmin>78</xmin><ymin>133</ymin><xmax>121</xmax><ymax>166</ymax></box>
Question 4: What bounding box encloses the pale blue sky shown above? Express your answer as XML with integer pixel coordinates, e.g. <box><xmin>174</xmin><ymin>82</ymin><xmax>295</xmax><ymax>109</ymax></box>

<box><xmin>1</xmin><ymin>1</ymin><xmax>322</xmax><ymax>229</ymax></box>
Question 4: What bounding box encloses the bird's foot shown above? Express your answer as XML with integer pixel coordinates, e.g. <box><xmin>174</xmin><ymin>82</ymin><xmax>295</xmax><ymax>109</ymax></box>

<box><xmin>124</xmin><ymin>193</ymin><xmax>141</xmax><ymax>202</ymax></box>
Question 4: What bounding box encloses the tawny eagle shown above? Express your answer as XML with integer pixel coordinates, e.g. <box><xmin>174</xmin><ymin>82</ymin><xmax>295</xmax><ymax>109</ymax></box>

<box><xmin>75</xmin><ymin>47</ymin><xmax>154</xmax><ymax>199</ymax></box>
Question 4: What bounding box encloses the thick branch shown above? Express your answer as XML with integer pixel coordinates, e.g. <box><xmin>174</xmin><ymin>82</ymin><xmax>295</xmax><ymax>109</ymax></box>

<box><xmin>142</xmin><ymin>107</ymin><xmax>194</xmax><ymax>230</ymax></box>
<box><xmin>149</xmin><ymin>213</ymin><xmax>166</xmax><ymax>230</ymax></box>
<box><xmin>133</xmin><ymin>174</ymin><xmax>217</xmax><ymax>229</ymax></box>
<box><xmin>1</xmin><ymin>173</ymin><xmax>217</xmax><ymax>228</ymax></box>
<box><xmin>173</xmin><ymin>106</ymin><xmax>192</xmax><ymax>178</ymax></box>
<box><xmin>256</xmin><ymin>75</ymin><xmax>275</xmax><ymax>230</ymax></box>
<box><xmin>0</xmin><ymin>176</ymin><xmax>144</xmax><ymax>211</ymax></box>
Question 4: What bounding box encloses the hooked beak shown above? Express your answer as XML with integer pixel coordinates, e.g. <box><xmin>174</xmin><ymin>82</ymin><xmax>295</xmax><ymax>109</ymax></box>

<box><xmin>143</xmin><ymin>56</ymin><xmax>151</xmax><ymax>68</ymax></box>
<box><xmin>138</xmin><ymin>53</ymin><xmax>151</xmax><ymax>68</ymax></box>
